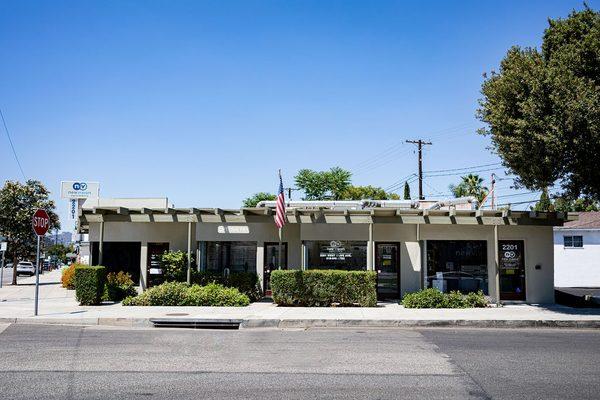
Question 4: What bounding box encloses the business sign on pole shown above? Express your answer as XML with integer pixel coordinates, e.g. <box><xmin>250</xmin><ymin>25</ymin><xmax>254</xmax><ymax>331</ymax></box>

<box><xmin>60</xmin><ymin>181</ymin><xmax>100</xmax><ymax>199</ymax></box>
<box><xmin>32</xmin><ymin>209</ymin><xmax>50</xmax><ymax>236</ymax></box>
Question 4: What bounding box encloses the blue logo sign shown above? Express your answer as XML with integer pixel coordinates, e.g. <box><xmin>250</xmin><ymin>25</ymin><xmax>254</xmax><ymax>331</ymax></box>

<box><xmin>72</xmin><ymin>182</ymin><xmax>88</xmax><ymax>191</ymax></box>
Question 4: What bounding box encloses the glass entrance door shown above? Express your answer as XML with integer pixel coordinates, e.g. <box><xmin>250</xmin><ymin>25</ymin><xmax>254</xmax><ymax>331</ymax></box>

<box><xmin>147</xmin><ymin>243</ymin><xmax>169</xmax><ymax>288</ymax></box>
<box><xmin>376</xmin><ymin>243</ymin><xmax>400</xmax><ymax>299</ymax></box>
<box><xmin>499</xmin><ymin>240</ymin><xmax>526</xmax><ymax>301</ymax></box>
<box><xmin>263</xmin><ymin>242</ymin><xmax>287</xmax><ymax>295</ymax></box>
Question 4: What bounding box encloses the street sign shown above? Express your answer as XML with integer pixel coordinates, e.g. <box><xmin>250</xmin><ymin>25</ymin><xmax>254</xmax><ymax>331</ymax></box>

<box><xmin>32</xmin><ymin>209</ymin><xmax>50</xmax><ymax>236</ymax></box>
<box><xmin>0</xmin><ymin>242</ymin><xmax>6</xmax><ymax>252</ymax></box>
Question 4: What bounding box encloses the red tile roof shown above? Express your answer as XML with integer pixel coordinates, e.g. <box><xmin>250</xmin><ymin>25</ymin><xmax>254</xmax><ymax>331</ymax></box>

<box><xmin>563</xmin><ymin>212</ymin><xmax>600</xmax><ymax>229</ymax></box>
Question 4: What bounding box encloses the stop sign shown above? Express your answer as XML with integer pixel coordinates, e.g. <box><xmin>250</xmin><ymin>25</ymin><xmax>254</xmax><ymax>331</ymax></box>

<box><xmin>32</xmin><ymin>209</ymin><xmax>50</xmax><ymax>236</ymax></box>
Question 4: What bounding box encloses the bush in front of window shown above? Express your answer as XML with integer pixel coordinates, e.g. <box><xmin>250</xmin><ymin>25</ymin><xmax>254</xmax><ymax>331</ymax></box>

<box><xmin>122</xmin><ymin>281</ymin><xmax>249</xmax><ymax>307</ymax></box>
<box><xmin>161</xmin><ymin>251</ymin><xmax>195</xmax><ymax>282</ymax></box>
<box><xmin>74</xmin><ymin>266</ymin><xmax>107</xmax><ymax>306</ymax></box>
<box><xmin>270</xmin><ymin>270</ymin><xmax>377</xmax><ymax>307</ymax></box>
<box><xmin>193</xmin><ymin>271</ymin><xmax>262</xmax><ymax>302</ymax></box>
<box><xmin>102</xmin><ymin>271</ymin><xmax>137</xmax><ymax>302</ymax></box>
<box><xmin>401</xmin><ymin>288</ymin><xmax>488</xmax><ymax>308</ymax></box>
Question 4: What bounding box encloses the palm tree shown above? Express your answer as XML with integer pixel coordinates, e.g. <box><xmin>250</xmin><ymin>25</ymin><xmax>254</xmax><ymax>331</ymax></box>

<box><xmin>449</xmin><ymin>174</ymin><xmax>488</xmax><ymax>204</ymax></box>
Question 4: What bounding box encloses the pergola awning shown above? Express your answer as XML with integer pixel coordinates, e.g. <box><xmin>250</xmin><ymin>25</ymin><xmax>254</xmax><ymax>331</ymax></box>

<box><xmin>77</xmin><ymin>206</ymin><xmax>577</xmax><ymax>233</ymax></box>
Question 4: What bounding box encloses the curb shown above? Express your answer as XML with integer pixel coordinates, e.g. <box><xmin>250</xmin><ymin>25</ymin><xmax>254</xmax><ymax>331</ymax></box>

<box><xmin>2</xmin><ymin>317</ymin><xmax>600</xmax><ymax>329</ymax></box>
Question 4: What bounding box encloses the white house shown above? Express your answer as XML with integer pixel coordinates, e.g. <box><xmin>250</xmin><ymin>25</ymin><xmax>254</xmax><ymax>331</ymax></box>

<box><xmin>554</xmin><ymin>212</ymin><xmax>600</xmax><ymax>288</ymax></box>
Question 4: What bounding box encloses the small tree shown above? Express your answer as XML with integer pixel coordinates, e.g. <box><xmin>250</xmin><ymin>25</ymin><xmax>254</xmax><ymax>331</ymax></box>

<box><xmin>0</xmin><ymin>180</ymin><xmax>60</xmax><ymax>285</ymax></box>
<box><xmin>403</xmin><ymin>181</ymin><xmax>411</xmax><ymax>200</ymax></box>
<box><xmin>242</xmin><ymin>192</ymin><xmax>276</xmax><ymax>207</ymax></box>
<box><xmin>449</xmin><ymin>174</ymin><xmax>488</xmax><ymax>204</ymax></box>
<box><xmin>532</xmin><ymin>189</ymin><xmax>554</xmax><ymax>212</ymax></box>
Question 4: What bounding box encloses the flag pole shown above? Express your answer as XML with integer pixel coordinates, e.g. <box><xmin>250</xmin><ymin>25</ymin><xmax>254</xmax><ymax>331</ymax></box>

<box><xmin>278</xmin><ymin>169</ymin><xmax>283</xmax><ymax>270</ymax></box>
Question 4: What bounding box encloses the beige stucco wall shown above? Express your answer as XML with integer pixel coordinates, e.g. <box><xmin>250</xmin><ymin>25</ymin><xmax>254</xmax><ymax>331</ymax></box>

<box><xmin>88</xmin><ymin>220</ymin><xmax>555</xmax><ymax>303</ymax></box>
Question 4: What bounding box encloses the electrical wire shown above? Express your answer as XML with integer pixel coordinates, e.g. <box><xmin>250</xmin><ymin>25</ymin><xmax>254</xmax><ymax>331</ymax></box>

<box><xmin>0</xmin><ymin>107</ymin><xmax>26</xmax><ymax>180</ymax></box>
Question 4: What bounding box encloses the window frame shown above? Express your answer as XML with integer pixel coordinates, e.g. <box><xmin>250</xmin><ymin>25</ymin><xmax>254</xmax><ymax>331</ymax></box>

<box><xmin>563</xmin><ymin>235</ymin><xmax>584</xmax><ymax>249</ymax></box>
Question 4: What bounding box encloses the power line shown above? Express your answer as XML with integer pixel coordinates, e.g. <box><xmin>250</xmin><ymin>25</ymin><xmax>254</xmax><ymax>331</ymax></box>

<box><xmin>423</xmin><ymin>166</ymin><xmax>502</xmax><ymax>178</ymax></box>
<box><xmin>423</xmin><ymin>162</ymin><xmax>502</xmax><ymax>174</ymax></box>
<box><xmin>0</xmin><ymin>107</ymin><xmax>26</xmax><ymax>180</ymax></box>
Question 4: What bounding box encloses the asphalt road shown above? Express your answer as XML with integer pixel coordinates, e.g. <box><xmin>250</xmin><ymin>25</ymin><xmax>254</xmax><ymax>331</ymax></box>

<box><xmin>0</xmin><ymin>324</ymin><xmax>599</xmax><ymax>400</ymax></box>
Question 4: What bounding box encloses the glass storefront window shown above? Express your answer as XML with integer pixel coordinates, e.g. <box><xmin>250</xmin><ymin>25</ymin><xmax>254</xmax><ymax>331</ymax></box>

<box><xmin>204</xmin><ymin>241</ymin><xmax>257</xmax><ymax>274</ymax></box>
<box><xmin>426</xmin><ymin>240</ymin><xmax>488</xmax><ymax>295</ymax></box>
<box><xmin>305</xmin><ymin>240</ymin><xmax>367</xmax><ymax>270</ymax></box>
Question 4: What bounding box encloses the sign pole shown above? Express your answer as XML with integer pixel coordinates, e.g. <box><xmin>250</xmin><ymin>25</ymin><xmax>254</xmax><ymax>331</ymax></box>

<box><xmin>34</xmin><ymin>235</ymin><xmax>41</xmax><ymax>316</ymax></box>
<box><xmin>32</xmin><ymin>208</ymin><xmax>50</xmax><ymax>316</ymax></box>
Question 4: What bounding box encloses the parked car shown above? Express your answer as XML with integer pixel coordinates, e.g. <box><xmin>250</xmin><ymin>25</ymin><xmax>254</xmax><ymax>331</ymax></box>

<box><xmin>16</xmin><ymin>261</ymin><xmax>36</xmax><ymax>276</ymax></box>
<box><xmin>4</xmin><ymin>263</ymin><xmax>12</xmax><ymax>269</ymax></box>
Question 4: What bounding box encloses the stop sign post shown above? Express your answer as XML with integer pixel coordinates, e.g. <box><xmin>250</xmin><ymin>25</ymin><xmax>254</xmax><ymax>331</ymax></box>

<box><xmin>32</xmin><ymin>209</ymin><xmax>50</xmax><ymax>316</ymax></box>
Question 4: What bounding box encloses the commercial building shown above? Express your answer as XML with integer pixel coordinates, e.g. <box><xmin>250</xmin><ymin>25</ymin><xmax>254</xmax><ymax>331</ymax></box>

<box><xmin>554</xmin><ymin>212</ymin><xmax>600</xmax><ymax>288</ymax></box>
<box><xmin>78</xmin><ymin>197</ymin><xmax>575</xmax><ymax>304</ymax></box>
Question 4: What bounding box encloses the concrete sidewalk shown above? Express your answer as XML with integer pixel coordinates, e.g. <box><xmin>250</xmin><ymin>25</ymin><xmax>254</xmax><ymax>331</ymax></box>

<box><xmin>2</xmin><ymin>269</ymin><xmax>600</xmax><ymax>329</ymax></box>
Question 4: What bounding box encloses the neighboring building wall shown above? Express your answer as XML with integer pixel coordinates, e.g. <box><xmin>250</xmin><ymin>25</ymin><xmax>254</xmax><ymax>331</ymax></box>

<box><xmin>554</xmin><ymin>229</ymin><xmax>600</xmax><ymax>287</ymax></box>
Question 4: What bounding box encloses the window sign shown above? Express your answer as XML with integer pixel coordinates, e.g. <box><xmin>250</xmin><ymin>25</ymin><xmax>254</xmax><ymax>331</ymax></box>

<box><xmin>305</xmin><ymin>240</ymin><xmax>367</xmax><ymax>270</ymax></box>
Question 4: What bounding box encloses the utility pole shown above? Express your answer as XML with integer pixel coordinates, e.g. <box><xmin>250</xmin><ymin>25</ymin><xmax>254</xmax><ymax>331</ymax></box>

<box><xmin>284</xmin><ymin>187</ymin><xmax>299</xmax><ymax>201</ymax></box>
<box><xmin>406</xmin><ymin>139</ymin><xmax>432</xmax><ymax>200</ymax></box>
<box><xmin>490</xmin><ymin>173</ymin><xmax>496</xmax><ymax>210</ymax></box>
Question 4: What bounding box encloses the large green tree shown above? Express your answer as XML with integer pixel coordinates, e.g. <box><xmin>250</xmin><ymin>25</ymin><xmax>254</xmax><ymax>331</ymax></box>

<box><xmin>0</xmin><ymin>180</ymin><xmax>60</xmax><ymax>285</ymax></box>
<box><xmin>294</xmin><ymin>167</ymin><xmax>352</xmax><ymax>200</ymax></box>
<box><xmin>340</xmin><ymin>185</ymin><xmax>400</xmax><ymax>201</ymax></box>
<box><xmin>449</xmin><ymin>174</ymin><xmax>489</xmax><ymax>204</ymax></box>
<box><xmin>242</xmin><ymin>192</ymin><xmax>276</xmax><ymax>207</ymax></box>
<box><xmin>477</xmin><ymin>7</ymin><xmax>600</xmax><ymax>200</ymax></box>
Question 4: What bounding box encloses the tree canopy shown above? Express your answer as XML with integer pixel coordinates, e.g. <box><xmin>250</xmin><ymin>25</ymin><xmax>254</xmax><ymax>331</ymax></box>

<box><xmin>0</xmin><ymin>180</ymin><xmax>60</xmax><ymax>284</ymax></box>
<box><xmin>294</xmin><ymin>167</ymin><xmax>352</xmax><ymax>200</ymax></box>
<box><xmin>477</xmin><ymin>7</ymin><xmax>600</xmax><ymax>200</ymax></box>
<box><xmin>449</xmin><ymin>174</ymin><xmax>489</xmax><ymax>203</ymax></box>
<box><xmin>340</xmin><ymin>185</ymin><xmax>399</xmax><ymax>201</ymax></box>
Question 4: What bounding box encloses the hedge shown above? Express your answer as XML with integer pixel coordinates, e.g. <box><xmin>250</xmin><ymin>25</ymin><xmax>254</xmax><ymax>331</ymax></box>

<box><xmin>401</xmin><ymin>288</ymin><xmax>488</xmax><ymax>308</ymax></box>
<box><xmin>270</xmin><ymin>270</ymin><xmax>377</xmax><ymax>307</ymax></box>
<box><xmin>122</xmin><ymin>282</ymin><xmax>250</xmax><ymax>307</ymax></box>
<box><xmin>61</xmin><ymin>263</ymin><xmax>85</xmax><ymax>289</ymax></box>
<box><xmin>74</xmin><ymin>266</ymin><xmax>107</xmax><ymax>305</ymax></box>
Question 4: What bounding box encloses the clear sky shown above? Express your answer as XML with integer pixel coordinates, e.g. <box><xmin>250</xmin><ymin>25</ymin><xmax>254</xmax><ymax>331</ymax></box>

<box><xmin>0</xmin><ymin>0</ymin><xmax>595</xmax><ymax>230</ymax></box>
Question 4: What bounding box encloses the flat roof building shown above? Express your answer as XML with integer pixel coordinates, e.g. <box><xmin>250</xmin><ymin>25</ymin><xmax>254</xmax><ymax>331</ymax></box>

<box><xmin>78</xmin><ymin>197</ymin><xmax>575</xmax><ymax>304</ymax></box>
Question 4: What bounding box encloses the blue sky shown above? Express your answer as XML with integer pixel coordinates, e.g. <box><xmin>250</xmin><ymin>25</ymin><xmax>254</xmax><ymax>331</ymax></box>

<box><xmin>0</xmin><ymin>0</ymin><xmax>595</xmax><ymax>230</ymax></box>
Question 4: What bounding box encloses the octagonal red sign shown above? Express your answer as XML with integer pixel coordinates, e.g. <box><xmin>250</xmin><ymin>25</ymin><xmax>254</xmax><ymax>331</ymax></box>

<box><xmin>32</xmin><ymin>209</ymin><xmax>50</xmax><ymax>236</ymax></box>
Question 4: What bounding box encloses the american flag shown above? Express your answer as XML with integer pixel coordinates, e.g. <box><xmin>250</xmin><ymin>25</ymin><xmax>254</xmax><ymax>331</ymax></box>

<box><xmin>275</xmin><ymin>171</ymin><xmax>286</xmax><ymax>229</ymax></box>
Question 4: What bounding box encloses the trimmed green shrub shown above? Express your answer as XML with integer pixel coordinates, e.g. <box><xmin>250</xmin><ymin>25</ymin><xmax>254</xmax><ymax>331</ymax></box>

<box><xmin>185</xmin><ymin>283</ymin><xmax>250</xmax><ymax>306</ymax></box>
<box><xmin>74</xmin><ymin>266</ymin><xmax>107</xmax><ymax>305</ymax></box>
<box><xmin>102</xmin><ymin>271</ymin><xmax>137</xmax><ymax>302</ymax></box>
<box><xmin>271</xmin><ymin>270</ymin><xmax>377</xmax><ymax>307</ymax></box>
<box><xmin>192</xmin><ymin>271</ymin><xmax>262</xmax><ymax>301</ymax></box>
<box><xmin>122</xmin><ymin>281</ymin><xmax>249</xmax><ymax>307</ymax></box>
<box><xmin>401</xmin><ymin>289</ymin><xmax>488</xmax><ymax>308</ymax></box>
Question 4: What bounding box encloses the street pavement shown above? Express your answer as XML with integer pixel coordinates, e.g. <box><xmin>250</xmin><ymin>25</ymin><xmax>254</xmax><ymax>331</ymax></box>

<box><xmin>0</xmin><ymin>324</ymin><xmax>598</xmax><ymax>399</ymax></box>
